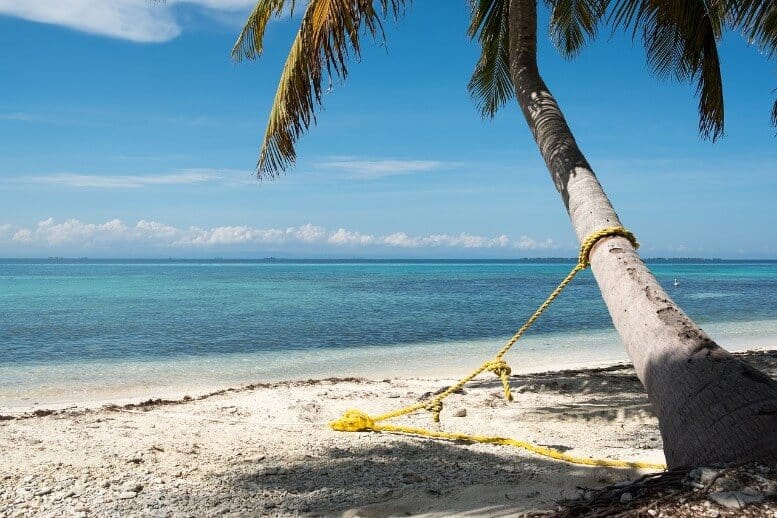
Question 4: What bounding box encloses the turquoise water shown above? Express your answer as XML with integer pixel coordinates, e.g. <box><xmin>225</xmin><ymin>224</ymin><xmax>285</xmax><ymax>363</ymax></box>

<box><xmin>1</xmin><ymin>260</ymin><xmax>776</xmax><ymax>405</ymax></box>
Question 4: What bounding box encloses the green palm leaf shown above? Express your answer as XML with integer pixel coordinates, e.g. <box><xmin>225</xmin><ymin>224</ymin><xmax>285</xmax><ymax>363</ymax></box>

<box><xmin>548</xmin><ymin>0</ymin><xmax>607</xmax><ymax>57</ymax></box>
<box><xmin>468</xmin><ymin>0</ymin><xmax>514</xmax><ymax>118</ymax></box>
<box><xmin>610</xmin><ymin>0</ymin><xmax>726</xmax><ymax>140</ymax></box>
<box><xmin>235</xmin><ymin>0</ymin><xmax>406</xmax><ymax>178</ymax></box>
<box><xmin>727</xmin><ymin>0</ymin><xmax>777</xmax><ymax>125</ymax></box>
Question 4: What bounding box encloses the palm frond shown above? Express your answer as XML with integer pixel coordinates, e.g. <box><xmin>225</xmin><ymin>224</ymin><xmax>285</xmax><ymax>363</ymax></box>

<box><xmin>467</xmin><ymin>0</ymin><xmax>514</xmax><ymax>118</ymax></box>
<box><xmin>727</xmin><ymin>0</ymin><xmax>777</xmax><ymax>127</ymax></box>
<box><xmin>772</xmin><ymin>96</ymin><xmax>777</xmax><ymax>127</ymax></box>
<box><xmin>548</xmin><ymin>0</ymin><xmax>608</xmax><ymax>57</ymax></box>
<box><xmin>232</xmin><ymin>0</ymin><xmax>296</xmax><ymax>62</ymax></box>
<box><xmin>244</xmin><ymin>0</ymin><xmax>406</xmax><ymax>178</ymax></box>
<box><xmin>610</xmin><ymin>0</ymin><xmax>726</xmax><ymax>140</ymax></box>
<box><xmin>729</xmin><ymin>0</ymin><xmax>777</xmax><ymax>56</ymax></box>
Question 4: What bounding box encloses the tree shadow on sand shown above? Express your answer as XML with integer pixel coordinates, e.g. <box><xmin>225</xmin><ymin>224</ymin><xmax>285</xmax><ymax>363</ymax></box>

<box><xmin>467</xmin><ymin>364</ymin><xmax>655</xmax><ymax>424</ymax></box>
<box><xmin>193</xmin><ymin>352</ymin><xmax>775</xmax><ymax>516</ymax></box>
<box><xmin>205</xmin><ymin>437</ymin><xmax>649</xmax><ymax>516</ymax></box>
<box><xmin>470</xmin><ymin>350</ymin><xmax>776</xmax><ymax>424</ymax></box>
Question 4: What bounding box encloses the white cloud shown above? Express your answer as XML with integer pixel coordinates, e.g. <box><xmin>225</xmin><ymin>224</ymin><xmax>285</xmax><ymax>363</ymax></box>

<box><xmin>136</xmin><ymin>220</ymin><xmax>180</xmax><ymax>238</ymax></box>
<box><xmin>0</xmin><ymin>223</ymin><xmax>13</xmax><ymax>240</ymax></box>
<box><xmin>11</xmin><ymin>228</ymin><xmax>33</xmax><ymax>243</ymax></box>
<box><xmin>317</xmin><ymin>159</ymin><xmax>451</xmax><ymax>179</ymax></box>
<box><xmin>8</xmin><ymin>218</ymin><xmax>185</xmax><ymax>246</ymax></box>
<box><xmin>0</xmin><ymin>111</ymin><xmax>40</xmax><ymax>122</ymax></box>
<box><xmin>328</xmin><ymin>228</ymin><xmax>375</xmax><ymax>246</ymax></box>
<box><xmin>382</xmin><ymin>232</ymin><xmax>416</xmax><ymax>247</ymax></box>
<box><xmin>1</xmin><ymin>160</ymin><xmax>453</xmax><ymax>188</ymax></box>
<box><xmin>515</xmin><ymin>236</ymin><xmax>556</xmax><ymax>250</ymax></box>
<box><xmin>169</xmin><ymin>0</ymin><xmax>257</xmax><ymax>8</ymax></box>
<box><xmin>0</xmin><ymin>0</ymin><xmax>265</xmax><ymax>43</ymax></box>
<box><xmin>286</xmin><ymin>224</ymin><xmax>326</xmax><ymax>243</ymax></box>
<box><xmin>4</xmin><ymin>169</ymin><xmax>250</xmax><ymax>189</ymax></box>
<box><xmin>380</xmin><ymin>232</ymin><xmax>519</xmax><ymax>249</ymax></box>
<box><xmin>184</xmin><ymin>225</ymin><xmax>267</xmax><ymax>246</ymax></box>
<box><xmin>0</xmin><ymin>219</ymin><xmax>560</xmax><ymax>253</ymax></box>
<box><xmin>0</xmin><ymin>0</ymin><xmax>180</xmax><ymax>42</ymax></box>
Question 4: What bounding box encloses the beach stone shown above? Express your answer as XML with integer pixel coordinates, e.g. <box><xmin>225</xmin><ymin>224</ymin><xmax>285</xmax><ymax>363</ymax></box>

<box><xmin>118</xmin><ymin>491</ymin><xmax>138</xmax><ymax>500</ymax></box>
<box><xmin>708</xmin><ymin>490</ymin><xmax>764</xmax><ymax>509</ymax></box>
<box><xmin>34</xmin><ymin>488</ymin><xmax>52</xmax><ymax>497</ymax></box>
<box><xmin>453</xmin><ymin>409</ymin><xmax>467</xmax><ymax>417</ymax></box>
<box><xmin>401</xmin><ymin>472</ymin><xmax>425</xmax><ymax>484</ymax></box>
<box><xmin>619</xmin><ymin>492</ymin><xmax>633</xmax><ymax>503</ymax></box>
<box><xmin>710</xmin><ymin>476</ymin><xmax>738</xmax><ymax>492</ymax></box>
<box><xmin>690</xmin><ymin>467</ymin><xmax>720</xmax><ymax>486</ymax></box>
<box><xmin>122</xmin><ymin>482</ymin><xmax>143</xmax><ymax>493</ymax></box>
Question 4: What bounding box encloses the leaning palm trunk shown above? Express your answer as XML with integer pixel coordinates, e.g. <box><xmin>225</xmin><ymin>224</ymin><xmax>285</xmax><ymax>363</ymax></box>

<box><xmin>507</xmin><ymin>0</ymin><xmax>777</xmax><ymax>468</ymax></box>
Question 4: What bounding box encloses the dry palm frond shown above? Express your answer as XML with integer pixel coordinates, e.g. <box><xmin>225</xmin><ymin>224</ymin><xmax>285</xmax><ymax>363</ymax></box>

<box><xmin>234</xmin><ymin>0</ymin><xmax>406</xmax><ymax>178</ymax></box>
<box><xmin>547</xmin><ymin>0</ymin><xmax>608</xmax><ymax>57</ymax></box>
<box><xmin>468</xmin><ymin>0</ymin><xmax>513</xmax><ymax>118</ymax></box>
<box><xmin>232</xmin><ymin>0</ymin><xmax>297</xmax><ymax>62</ymax></box>
<box><xmin>610</xmin><ymin>0</ymin><xmax>726</xmax><ymax>140</ymax></box>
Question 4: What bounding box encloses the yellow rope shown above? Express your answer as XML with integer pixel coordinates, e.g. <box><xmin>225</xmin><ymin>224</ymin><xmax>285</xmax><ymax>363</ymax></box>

<box><xmin>331</xmin><ymin>226</ymin><xmax>665</xmax><ymax>471</ymax></box>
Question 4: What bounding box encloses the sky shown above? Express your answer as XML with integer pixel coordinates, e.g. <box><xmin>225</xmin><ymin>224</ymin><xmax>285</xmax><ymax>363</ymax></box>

<box><xmin>0</xmin><ymin>0</ymin><xmax>775</xmax><ymax>259</ymax></box>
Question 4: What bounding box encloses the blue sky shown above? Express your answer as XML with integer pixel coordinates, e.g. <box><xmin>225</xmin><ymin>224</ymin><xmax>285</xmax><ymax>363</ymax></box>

<box><xmin>0</xmin><ymin>1</ymin><xmax>774</xmax><ymax>258</ymax></box>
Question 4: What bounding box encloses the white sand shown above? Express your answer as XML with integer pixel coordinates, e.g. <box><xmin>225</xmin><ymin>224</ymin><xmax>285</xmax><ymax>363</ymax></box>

<box><xmin>1</xmin><ymin>349</ymin><xmax>774</xmax><ymax>517</ymax></box>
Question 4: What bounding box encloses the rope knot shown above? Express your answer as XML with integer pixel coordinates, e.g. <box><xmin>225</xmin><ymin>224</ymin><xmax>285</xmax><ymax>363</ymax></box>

<box><xmin>577</xmin><ymin>226</ymin><xmax>639</xmax><ymax>269</ymax></box>
<box><xmin>487</xmin><ymin>359</ymin><xmax>514</xmax><ymax>401</ymax></box>
<box><xmin>424</xmin><ymin>400</ymin><xmax>443</xmax><ymax>423</ymax></box>
<box><xmin>330</xmin><ymin>410</ymin><xmax>375</xmax><ymax>432</ymax></box>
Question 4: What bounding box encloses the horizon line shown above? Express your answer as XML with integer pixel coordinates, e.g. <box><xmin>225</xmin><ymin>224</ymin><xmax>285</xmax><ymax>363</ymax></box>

<box><xmin>2</xmin><ymin>257</ymin><xmax>776</xmax><ymax>262</ymax></box>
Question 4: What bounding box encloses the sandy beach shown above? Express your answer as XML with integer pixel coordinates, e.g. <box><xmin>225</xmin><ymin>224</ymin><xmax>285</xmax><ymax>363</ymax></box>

<box><xmin>1</xmin><ymin>348</ymin><xmax>773</xmax><ymax>517</ymax></box>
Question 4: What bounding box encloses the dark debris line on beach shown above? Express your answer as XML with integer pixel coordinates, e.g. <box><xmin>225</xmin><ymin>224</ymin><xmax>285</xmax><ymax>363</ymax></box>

<box><xmin>538</xmin><ymin>463</ymin><xmax>777</xmax><ymax>517</ymax></box>
<box><xmin>0</xmin><ymin>377</ymin><xmax>371</xmax><ymax>421</ymax></box>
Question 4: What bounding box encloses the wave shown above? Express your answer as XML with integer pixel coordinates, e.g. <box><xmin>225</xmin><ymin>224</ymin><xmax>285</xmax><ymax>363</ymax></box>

<box><xmin>686</xmin><ymin>292</ymin><xmax>736</xmax><ymax>300</ymax></box>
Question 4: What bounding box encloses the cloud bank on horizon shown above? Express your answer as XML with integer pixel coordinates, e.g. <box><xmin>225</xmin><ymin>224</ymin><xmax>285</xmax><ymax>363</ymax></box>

<box><xmin>0</xmin><ymin>219</ymin><xmax>559</xmax><ymax>256</ymax></box>
<box><xmin>0</xmin><ymin>0</ymin><xmax>259</xmax><ymax>42</ymax></box>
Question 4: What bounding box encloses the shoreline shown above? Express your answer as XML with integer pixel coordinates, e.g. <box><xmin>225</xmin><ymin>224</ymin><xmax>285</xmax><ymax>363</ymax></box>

<box><xmin>2</xmin><ymin>319</ymin><xmax>777</xmax><ymax>411</ymax></box>
<box><xmin>2</xmin><ymin>344</ymin><xmax>774</xmax><ymax>415</ymax></box>
<box><xmin>1</xmin><ymin>349</ymin><xmax>774</xmax><ymax>516</ymax></box>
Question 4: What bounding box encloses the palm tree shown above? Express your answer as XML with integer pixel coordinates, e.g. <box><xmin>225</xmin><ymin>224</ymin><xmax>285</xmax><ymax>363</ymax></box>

<box><xmin>232</xmin><ymin>0</ymin><xmax>777</xmax><ymax>468</ymax></box>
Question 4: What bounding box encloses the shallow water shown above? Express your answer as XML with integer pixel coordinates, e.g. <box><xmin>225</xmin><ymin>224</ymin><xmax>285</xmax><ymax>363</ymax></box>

<box><xmin>1</xmin><ymin>260</ymin><xmax>775</xmax><ymax>405</ymax></box>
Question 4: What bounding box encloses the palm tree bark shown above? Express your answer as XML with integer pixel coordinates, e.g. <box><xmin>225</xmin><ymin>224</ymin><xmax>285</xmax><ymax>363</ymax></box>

<box><xmin>507</xmin><ymin>0</ymin><xmax>777</xmax><ymax>468</ymax></box>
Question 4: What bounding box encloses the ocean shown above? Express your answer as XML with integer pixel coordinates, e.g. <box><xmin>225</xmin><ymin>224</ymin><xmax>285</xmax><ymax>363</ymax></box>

<box><xmin>2</xmin><ymin>259</ymin><xmax>776</xmax><ymax>406</ymax></box>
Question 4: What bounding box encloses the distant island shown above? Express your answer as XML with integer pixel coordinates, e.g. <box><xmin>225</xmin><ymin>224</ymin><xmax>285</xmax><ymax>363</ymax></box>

<box><xmin>4</xmin><ymin>257</ymin><xmax>774</xmax><ymax>264</ymax></box>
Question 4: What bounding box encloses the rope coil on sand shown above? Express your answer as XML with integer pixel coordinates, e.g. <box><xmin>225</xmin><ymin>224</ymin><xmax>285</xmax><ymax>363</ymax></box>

<box><xmin>331</xmin><ymin>226</ymin><xmax>666</xmax><ymax>471</ymax></box>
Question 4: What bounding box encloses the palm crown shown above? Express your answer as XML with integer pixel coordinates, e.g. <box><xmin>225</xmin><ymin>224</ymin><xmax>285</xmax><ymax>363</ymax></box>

<box><xmin>231</xmin><ymin>0</ymin><xmax>776</xmax><ymax>178</ymax></box>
